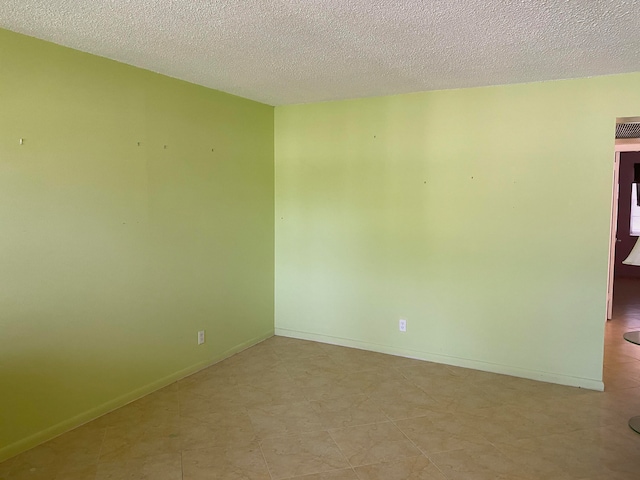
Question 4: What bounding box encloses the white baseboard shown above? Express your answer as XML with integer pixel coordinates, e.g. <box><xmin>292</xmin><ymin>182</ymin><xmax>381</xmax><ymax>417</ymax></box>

<box><xmin>0</xmin><ymin>329</ymin><xmax>274</xmax><ymax>463</ymax></box>
<box><xmin>275</xmin><ymin>327</ymin><xmax>605</xmax><ymax>392</ymax></box>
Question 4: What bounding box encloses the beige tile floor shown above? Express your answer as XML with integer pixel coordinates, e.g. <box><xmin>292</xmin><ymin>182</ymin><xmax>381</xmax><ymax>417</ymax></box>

<box><xmin>2</xmin><ymin>279</ymin><xmax>640</xmax><ymax>479</ymax></box>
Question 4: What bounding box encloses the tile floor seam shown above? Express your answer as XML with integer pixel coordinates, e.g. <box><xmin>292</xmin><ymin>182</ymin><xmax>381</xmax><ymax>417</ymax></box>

<box><xmin>387</xmin><ymin>416</ymin><xmax>455</xmax><ymax>479</ymax></box>
<box><xmin>346</xmin><ymin>466</ymin><xmax>361</xmax><ymax>480</ymax></box>
<box><xmin>325</xmin><ymin>418</ymin><xmax>395</xmax><ymax>435</ymax></box>
<box><xmin>325</xmin><ymin>427</ymin><xmax>356</xmax><ymax>470</ymax></box>
<box><xmin>424</xmin><ymin>455</ymin><xmax>456</xmax><ymax>480</ymax></box>
<box><xmin>262</xmin><ymin>430</ymin><xmax>352</xmax><ymax>479</ymax></box>
<box><xmin>365</xmin><ymin>395</ymin><xmax>397</xmax><ymax>425</ymax></box>
<box><xmin>94</xmin><ymin>422</ymin><xmax>108</xmax><ymax>474</ymax></box>
<box><xmin>257</xmin><ymin>428</ymin><xmax>327</xmax><ymax>443</ymax></box>
<box><xmin>392</xmin><ymin>416</ymin><xmax>496</xmax><ymax>459</ymax></box>
<box><xmin>253</xmin><ymin>422</ymin><xmax>331</xmax><ymax>440</ymax></box>
<box><xmin>402</xmin><ymin>377</ymin><xmax>441</xmax><ymax>404</ymax></box>
<box><xmin>408</xmin><ymin>451</ymin><xmax>454</xmax><ymax>480</ymax></box>
<box><xmin>257</xmin><ymin>440</ymin><xmax>276</xmax><ymax>480</ymax></box>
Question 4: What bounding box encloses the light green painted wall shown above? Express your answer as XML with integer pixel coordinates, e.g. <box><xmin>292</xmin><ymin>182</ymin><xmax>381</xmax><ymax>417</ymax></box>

<box><xmin>275</xmin><ymin>73</ymin><xmax>640</xmax><ymax>389</ymax></box>
<box><xmin>0</xmin><ymin>29</ymin><xmax>274</xmax><ymax>460</ymax></box>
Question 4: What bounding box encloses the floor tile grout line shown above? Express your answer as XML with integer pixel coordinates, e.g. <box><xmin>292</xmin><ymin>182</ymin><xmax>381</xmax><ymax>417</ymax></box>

<box><xmin>94</xmin><ymin>422</ymin><xmax>109</xmax><ymax>473</ymax></box>
<box><xmin>387</xmin><ymin>415</ymin><xmax>454</xmax><ymax>480</ymax></box>
<box><xmin>388</xmin><ymin>404</ymin><xmax>549</xmax><ymax>478</ymax></box>
<box><xmin>257</xmin><ymin>439</ymin><xmax>276</xmax><ymax>480</ymax></box>
<box><xmin>254</xmin><ymin>417</ymin><xmax>395</xmax><ymax>445</ymax></box>
<box><xmin>325</xmin><ymin>427</ymin><xmax>356</xmax><ymax>470</ymax></box>
<box><xmin>349</xmin><ymin>466</ymin><xmax>362</xmax><ymax>480</ymax></box>
<box><xmin>260</xmin><ymin>428</ymin><xmax>352</xmax><ymax>479</ymax></box>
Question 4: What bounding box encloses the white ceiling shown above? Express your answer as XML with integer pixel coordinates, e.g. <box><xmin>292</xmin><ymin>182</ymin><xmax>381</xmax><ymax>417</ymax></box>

<box><xmin>1</xmin><ymin>1</ymin><xmax>640</xmax><ymax>106</ymax></box>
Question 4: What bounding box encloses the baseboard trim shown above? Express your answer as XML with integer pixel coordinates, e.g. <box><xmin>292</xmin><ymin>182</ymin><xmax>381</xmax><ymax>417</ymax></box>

<box><xmin>0</xmin><ymin>329</ymin><xmax>274</xmax><ymax>463</ymax></box>
<box><xmin>275</xmin><ymin>327</ymin><xmax>605</xmax><ymax>392</ymax></box>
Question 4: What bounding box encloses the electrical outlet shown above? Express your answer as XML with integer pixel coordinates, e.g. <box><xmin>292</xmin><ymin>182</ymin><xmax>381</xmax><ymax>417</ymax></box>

<box><xmin>399</xmin><ymin>319</ymin><xmax>407</xmax><ymax>332</ymax></box>
<box><xmin>198</xmin><ymin>330</ymin><xmax>205</xmax><ymax>345</ymax></box>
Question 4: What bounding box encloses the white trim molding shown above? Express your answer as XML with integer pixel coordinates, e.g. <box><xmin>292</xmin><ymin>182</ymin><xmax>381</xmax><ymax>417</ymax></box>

<box><xmin>275</xmin><ymin>328</ymin><xmax>605</xmax><ymax>392</ymax></box>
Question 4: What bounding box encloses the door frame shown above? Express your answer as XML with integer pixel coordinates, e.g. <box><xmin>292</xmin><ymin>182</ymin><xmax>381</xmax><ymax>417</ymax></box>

<box><xmin>608</xmin><ymin>138</ymin><xmax>640</xmax><ymax>319</ymax></box>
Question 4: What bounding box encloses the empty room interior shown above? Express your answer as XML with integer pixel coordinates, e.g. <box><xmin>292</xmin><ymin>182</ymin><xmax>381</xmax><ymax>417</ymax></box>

<box><xmin>2</xmin><ymin>1</ymin><xmax>640</xmax><ymax>479</ymax></box>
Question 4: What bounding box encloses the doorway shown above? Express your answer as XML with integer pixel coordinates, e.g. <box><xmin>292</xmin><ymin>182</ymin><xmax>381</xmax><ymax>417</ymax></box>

<box><xmin>604</xmin><ymin>120</ymin><xmax>640</xmax><ymax>393</ymax></box>
<box><xmin>607</xmin><ymin>119</ymin><xmax>640</xmax><ymax>321</ymax></box>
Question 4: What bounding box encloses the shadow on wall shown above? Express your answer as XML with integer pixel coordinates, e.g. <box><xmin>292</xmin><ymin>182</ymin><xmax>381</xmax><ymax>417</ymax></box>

<box><xmin>0</xmin><ymin>340</ymin><xmax>179</xmax><ymax>451</ymax></box>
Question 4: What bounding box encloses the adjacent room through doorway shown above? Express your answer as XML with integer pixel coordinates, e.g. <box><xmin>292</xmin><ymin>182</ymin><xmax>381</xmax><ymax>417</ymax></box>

<box><xmin>607</xmin><ymin>122</ymin><xmax>640</xmax><ymax>392</ymax></box>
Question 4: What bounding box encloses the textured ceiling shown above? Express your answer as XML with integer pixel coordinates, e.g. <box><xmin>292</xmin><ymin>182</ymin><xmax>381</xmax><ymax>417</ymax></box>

<box><xmin>1</xmin><ymin>1</ymin><xmax>640</xmax><ymax>106</ymax></box>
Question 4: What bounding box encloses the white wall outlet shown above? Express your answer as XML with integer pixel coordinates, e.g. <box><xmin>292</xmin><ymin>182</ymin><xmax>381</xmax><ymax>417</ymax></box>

<box><xmin>399</xmin><ymin>319</ymin><xmax>407</xmax><ymax>332</ymax></box>
<box><xmin>198</xmin><ymin>330</ymin><xmax>205</xmax><ymax>345</ymax></box>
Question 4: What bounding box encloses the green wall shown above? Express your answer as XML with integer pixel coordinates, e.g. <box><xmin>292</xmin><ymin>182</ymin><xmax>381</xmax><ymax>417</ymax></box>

<box><xmin>0</xmin><ymin>29</ymin><xmax>274</xmax><ymax>460</ymax></box>
<box><xmin>275</xmin><ymin>73</ymin><xmax>640</xmax><ymax>389</ymax></box>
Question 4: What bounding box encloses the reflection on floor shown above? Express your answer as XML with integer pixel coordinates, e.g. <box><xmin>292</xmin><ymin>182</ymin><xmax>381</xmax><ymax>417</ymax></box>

<box><xmin>2</xmin><ymin>283</ymin><xmax>640</xmax><ymax>479</ymax></box>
